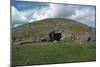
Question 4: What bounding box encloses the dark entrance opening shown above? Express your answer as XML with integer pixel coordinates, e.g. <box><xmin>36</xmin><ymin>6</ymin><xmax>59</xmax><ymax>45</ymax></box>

<box><xmin>49</xmin><ymin>31</ymin><xmax>62</xmax><ymax>41</ymax></box>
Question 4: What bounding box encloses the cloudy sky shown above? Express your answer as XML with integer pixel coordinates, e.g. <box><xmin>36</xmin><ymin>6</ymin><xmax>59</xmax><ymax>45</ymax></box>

<box><xmin>11</xmin><ymin>0</ymin><xmax>96</xmax><ymax>27</ymax></box>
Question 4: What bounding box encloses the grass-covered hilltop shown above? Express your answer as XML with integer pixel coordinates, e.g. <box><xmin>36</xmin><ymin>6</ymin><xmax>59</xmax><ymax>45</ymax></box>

<box><xmin>12</xmin><ymin>18</ymin><xmax>96</xmax><ymax>44</ymax></box>
<box><xmin>12</xmin><ymin>18</ymin><xmax>96</xmax><ymax>66</ymax></box>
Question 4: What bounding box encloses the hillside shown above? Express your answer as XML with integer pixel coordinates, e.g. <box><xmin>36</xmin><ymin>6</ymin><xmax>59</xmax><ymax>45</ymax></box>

<box><xmin>12</xmin><ymin>18</ymin><xmax>96</xmax><ymax>44</ymax></box>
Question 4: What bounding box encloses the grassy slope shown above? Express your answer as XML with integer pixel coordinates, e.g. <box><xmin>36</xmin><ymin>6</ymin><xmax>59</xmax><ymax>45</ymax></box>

<box><xmin>12</xmin><ymin>41</ymin><xmax>96</xmax><ymax>66</ymax></box>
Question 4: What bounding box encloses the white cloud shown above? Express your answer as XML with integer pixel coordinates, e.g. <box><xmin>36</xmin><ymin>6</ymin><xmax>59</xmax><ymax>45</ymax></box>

<box><xmin>29</xmin><ymin>7</ymin><xmax>49</xmax><ymax>22</ymax></box>
<box><xmin>12</xmin><ymin>4</ymin><xmax>95</xmax><ymax>27</ymax></box>
<box><xmin>19</xmin><ymin>7</ymin><xmax>50</xmax><ymax>22</ymax></box>
<box><xmin>17</xmin><ymin>3</ymin><xmax>77</xmax><ymax>22</ymax></box>
<box><xmin>12</xmin><ymin>6</ymin><xmax>29</xmax><ymax>27</ymax></box>
<box><xmin>70</xmin><ymin>6</ymin><xmax>96</xmax><ymax>27</ymax></box>
<box><xmin>43</xmin><ymin>4</ymin><xmax>76</xmax><ymax>18</ymax></box>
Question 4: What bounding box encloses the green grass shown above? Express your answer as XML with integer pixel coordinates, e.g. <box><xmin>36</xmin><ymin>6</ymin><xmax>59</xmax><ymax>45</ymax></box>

<box><xmin>12</xmin><ymin>41</ymin><xmax>96</xmax><ymax>66</ymax></box>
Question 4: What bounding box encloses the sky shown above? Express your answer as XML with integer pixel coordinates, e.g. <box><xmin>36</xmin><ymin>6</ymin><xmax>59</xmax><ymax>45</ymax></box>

<box><xmin>11</xmin><ymin>0</ymin><xmax>96</xmax><ymax>27</ymax></box>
